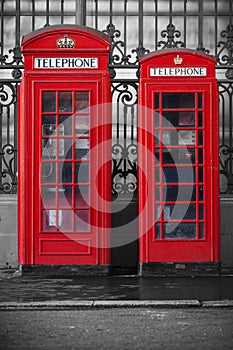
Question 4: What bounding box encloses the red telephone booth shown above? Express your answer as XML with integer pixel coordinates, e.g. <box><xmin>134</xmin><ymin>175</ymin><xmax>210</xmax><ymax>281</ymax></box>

<box><xmin>138</xmin><ymin>49</ymin><xmax>220</xmax><ymax>274</ymax></box>
<box><xmin>18</xmin><ymin>25</ymin><xmax>111</xmax><ymax>273</ymax></box>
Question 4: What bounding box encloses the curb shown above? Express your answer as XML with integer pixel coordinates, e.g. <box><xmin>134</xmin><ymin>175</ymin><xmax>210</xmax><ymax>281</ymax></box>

<box><xmin>0</xmin><ymin>299</ymin><xmax>233</xmax><ymax>310</ymax></box>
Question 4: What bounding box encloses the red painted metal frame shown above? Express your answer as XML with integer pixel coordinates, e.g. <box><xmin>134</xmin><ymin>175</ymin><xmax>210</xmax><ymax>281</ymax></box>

<box><xmin>138</xmin><ymin>49</ymin><xmax>220</xmax><ymax>263</ymax></box>
<box><xmin>18</xmin><ymin>25</ymin><xmax>111</xmax><ymax>265</ymax></box>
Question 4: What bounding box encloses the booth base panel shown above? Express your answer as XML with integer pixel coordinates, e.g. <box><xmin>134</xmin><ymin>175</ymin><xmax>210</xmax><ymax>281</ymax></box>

<box><xmin>139</xmin><ymin>262</ymin><xmax>221</xmax><ymax>276</ymax></box>
<box><xmin>19</xmin><ymin>264</ymin><xmax>111</xmax><ymax>277</ymax></box>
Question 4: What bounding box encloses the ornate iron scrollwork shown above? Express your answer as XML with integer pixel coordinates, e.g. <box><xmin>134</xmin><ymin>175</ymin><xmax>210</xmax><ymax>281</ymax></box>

<box><xmin>157</xmin><ymin>23</ymin><xmax>184</xmax><ymax>49</ymax></box>
<box><xmin>0</xmin><ymin>82</ymin><xmax>18</xmax><ymax>194</ymax></box>
<box><xmin>217</xmin><ymin>24</ymin><xmax>233</xmax><ymax>80</ymax></box>
<box><xmin>112</xmin><ymin>82</ymin><xmax>138</xmax><ymax>196</ymax></box>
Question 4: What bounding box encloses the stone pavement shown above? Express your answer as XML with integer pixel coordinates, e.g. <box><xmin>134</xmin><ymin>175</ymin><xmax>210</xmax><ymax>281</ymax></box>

<box><xmin>1</xmin><ymin>269</ymin><xmax>233</xmax><ymax>309</ymax></box>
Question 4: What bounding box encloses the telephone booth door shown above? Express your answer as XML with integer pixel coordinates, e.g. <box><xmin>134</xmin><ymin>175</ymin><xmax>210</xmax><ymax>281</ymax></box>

<box><xmin>138</xmin><ymin>50</ymin><xmax>220</xmax><ymax>270</ymax></box>
<box><xmin>18</xmin><ymin>25</ymin><xmax>111</xmax><ymax>269</ymax></box>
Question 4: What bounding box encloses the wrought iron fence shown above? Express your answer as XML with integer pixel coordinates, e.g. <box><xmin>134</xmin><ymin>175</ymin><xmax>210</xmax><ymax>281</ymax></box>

<box><xmin>0</xmin><ymin>0</ymin><xmax>233</xmax><ymax>195</ymax></box>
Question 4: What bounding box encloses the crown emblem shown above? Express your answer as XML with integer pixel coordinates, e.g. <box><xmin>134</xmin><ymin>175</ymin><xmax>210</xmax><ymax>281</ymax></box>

<box><xmin>174</xmin><ymin>55</ymin><xmax>183</xmax><ymax>65</ymax></box>
<box><xmin>56</xmin><ymin>35</ymin><xmax>75</xmax><ymax>49</ymax></box>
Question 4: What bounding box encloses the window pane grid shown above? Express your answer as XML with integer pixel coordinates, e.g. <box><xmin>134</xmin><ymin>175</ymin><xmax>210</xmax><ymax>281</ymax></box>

<box><xmin>153</xmin><ymin>91</ymin><xmax>205</xmax><ymax>241</ymax></box>
<box><xmin>40</xmin><ymin>90</ymin><xmax>91</xmax><ymax>234</ymax></box>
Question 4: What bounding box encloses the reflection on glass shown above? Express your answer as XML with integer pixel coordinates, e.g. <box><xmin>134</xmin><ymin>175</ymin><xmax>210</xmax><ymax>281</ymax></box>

<box><xmin>76</xmin><ymin>115</ymin><xmax>89</xmax><ymax>135</ymax></box>
<box><xmin>42</xmin><ymin>162</ymin><xmax>56</xmax><ymax>183</ymax></box>
<box><xmin>155</xmin><ymin>205</ymin><xmax>162</xmax><ymax>220</ymax></box>
<box><xmin>163</xmin><ymin>166</ymin><xmax>195</xmax><ymax>184</ymax></box>
<box><xmin>164</xmin><ymin>222</ymin><xmax>196</xmax><ymax>239</ymax></box>
<box><xmin>155</xmin><ymin>185</ymin><xmax>160</xmax><ymax>202</ymax></box>
<box><xmin>162</xmin><ymin>130</ymin><xmax>178</xmax><ymax>145</ymax></box>
<box><xmin>58</xmin><ymin>186</ymin><xmax>72</xmax><ymax>208</ymax></box>
<box><xmin>163</xmin><ymin>204</ymin><xmax>196</xmax><ymax>220</ymax></box>
<box><xmin>59</xmin><ymin>91</ymin><xmax>72</xmax><ymax>112</ymax></box>
<box><xmin>154</xmin><ymin>131</ymin><xmax>160</xmax><ymax>146</ymax></box>
<box><xmin>162</xmin><ymin>148</ymin><xmax>195</xmax><ymax>164</ymax></box>
<box><xmin>178</xmin><ymin>130</ymin><xmax>196</xmax><ymax>146</ymax></box>
<box><xmin>76</xmin><ymin>92</ymin><xmax>89</xmax><ymax>112</ymax></box>
<box><xmin>162</xmin><ymin>93</ymin><xmax>195</xmax><ymax>109</ymax></box>
<box><xmin>154</xmin><ymin>112</ymin><xmax>160</xmax><ymax>128</ymax></box>
<box><xmin>178</xmin><ymin>112</ymin><xmax>195</xmax><ymax>126</ymax></box>
<box><xmin>42</xmin><ymin>91</ymin><xmax>56</xmax><ymax>112</ymax></box>
<box><xmin>75</xmin><ymin>163</ymin><xmax>89</xmax><ymax>183</ymax></box>
<box><xmin>75</xmin><ymin>186</ymin><xmax>89</xmax><ymax>208</ymax></box>
<box><xmin>58</xmin><ymin>210</ymin><xmax>72</xmax><ymax>232</ymax></box>
<box><xmin>41</xmin><ymin>186</ymin><xmax>56</xmax><ymax>208</ymax></box>
<box><xmin>42</xmin><ymin>139</ymin><xmax>57</xmax><ymax>158</ymax></box>
<box><xmin>75</xmin><ymin>210</ymin><xmax>89</xmax><ymax>231</ymax></box>
<box><xmin>155</xmin><ymin>167</ymin><xmax>160</xmax><ymax>182</ymax></box>
<box><xmin>58</xmin><ymin>162</ymin><xmax>72</xmax><ymax>184</ymax></box>
<box><xmin>75</xmin><ymin>138</ymin><xmax>89</xmax><ymax>160</ymax></box>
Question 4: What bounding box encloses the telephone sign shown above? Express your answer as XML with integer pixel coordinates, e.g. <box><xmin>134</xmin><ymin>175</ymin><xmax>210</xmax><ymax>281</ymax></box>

<box><xmin>138</xmin><ymin>49</ymin><xmax>220</xmax><ymax>273</ymax></box>
<box><xmin>18</xmin><ymin>25</ymin><xmax>111</xmax><ymax>272</ymax></box>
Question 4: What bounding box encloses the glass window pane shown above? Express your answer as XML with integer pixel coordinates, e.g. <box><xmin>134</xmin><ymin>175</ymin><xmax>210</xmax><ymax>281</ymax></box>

<box><xmin>58</xmin><ymin>210</ymin><xmax>73</xmax><ymax>232</ymax></box>
<box><xmin>198</xmin><ymin>149</ymin><xmax>203</xmax><ymax>164</ymax></box>
<box><xmin>198</xmin><ymin>131</ymin><xmax>203</xmax><ymax>145</ymax></box>
<box><xmin>164</xmin><ymin>222</ymin><xmax>196</xmax><ymax>239</ymax></box>
<box><xmin>154</xmin><ymin>112</ymin><xmax>160</xmax><ymax>128</ymax></box>
<box><xmin>59</xmin><ymin>91</ymin><xmax>72</xmax><ymax>112</ymax></box>
<box><xmin>199</xmin><ymin>204</ymin><xmax>204</xmax><ymax>220</ymax></box>
<box><xmin>75</xmin><ymin>163</ymin><xmax>89</xmax><ymax>183</ymax></box>
<box><xmin>75</xmin><ymin>210</ymin><xmax>89</xmax><ymax>232</ymax></box>
<box><xmin>75</xmin><ymin>138</ymin><xmax>89</xmax><ymax>160</ymax></box>
<box><xmin>199</xmin><ymin>186</ymin><xmax>204</xmax><ymax>201</ymax></box>
<box><xmin>162</xmin><ymin>112</ymin><xmax>178</xmax><ymax>128</ymax></box>
<box><xmin>178</xmin><ymin>112</ymin><xmax>195</xmax><ymax>127</ymax></box>
<box><xmin>76</xmin><ymin>92</ymin><xmax>89</xmax><ymax>112</ymax></box>
<box><xmin>59</xmin><ymin>138</ymin><xmax>72</xmax><ymax>160</ymax></box>
<box><xmin>163</xmin><ymin>166</ymin><xmax>195</xmax><ymax>184</ymax></box>
<box><xmin>155</xmin><ymin>223</ymin><xmax>160</xmax><ymax>239</ymax></box>
<box><xmin>75</xmin><ymin>115</ymin><xmax>89</xmax><ymax>135</ymax></box>
<box><xmin>41</xmin><ymin>210</ymin><xmax>58</xmax><ymax>232</ymax></box>
<box><xmin>163</xmin><ymin>204</ymin><xmax>196</xmax><ymax>221</ymax></box>
<box><xmin>162</xmin><ymin>130</ymin><xmax>178</xmax><ymax>145</ymax></box>
<box><xmin>163</xmin><ymin>148</ymin><xmax>196</xmax><ymax>164</ymax></box>
<box><xmin>58</xmin><ymin>186</ymin><xmax>72</xmax><ymax>208</ymax></box>
<box><xmin>75</xmin><ymin>186</ymin><xmax>89</xmax><ymax>208</ymax></box>
<box><xmin>59</xmin><ymin>115</ymin><xmax>72</xmax><ymax>135</ymax></box>
<box><xmin>154</xmin><ymin>93</ymin><xmax>160</xmax><ymax>109</ymax></box>
<box><xmin>178</xmin><ymin>130</ymin><xmax>196</xmax><ymax>146</ymax></box>
<box><xmin>42</xmin><ymin>139</ymin><xmax>57</xmax><ymax>159</ymax></box>
<box><xmin>162</xmin><ymin>93</ymin><xmax>195</xmax><ymax>109</ymax></box>
<box><xmin>165</xmin><ymin>185</ymin><xmax>196</xmax><ymax>202</ymax></box>
<box><xmin>198</xmin><ymin>112</ymin><xmax>203</xmax><ymax>127</ymax></box>
<box><xmin>42</xmin><ymin>162</ymin><xmax>56</xmax><ymax>184</ymax></box>
<box><xmin>41</xmin><ymin>186</ymin><xmax>56</xmax><ymax>208</ymax></box>
<box><xmin>58</xmin><ymin>162</ymin><xmax>72</xmax><ymax>184</ymax></box>
<box><xmin>198</xmin><ymin>93</ymin><xmax>202</xmax><ymax>108</ymax></box>
<box><xmin>199</xmin><ymin>223</ymin><xmax>204</xmax><ymax>239</ymax></box>
<box><xmin>42</xmin><ymin>91</ymin><xmax>56</xmax><ymax>112</ymax></box>
<box><xmin>42</xmin><ymin>115</ymin><xmax>56</xmax><ymax>136</ymax></box>
<box><xmin>199</xmin><ymin>168</ymin><xmax>204</xmax><ymax>182</ymax></box>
